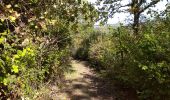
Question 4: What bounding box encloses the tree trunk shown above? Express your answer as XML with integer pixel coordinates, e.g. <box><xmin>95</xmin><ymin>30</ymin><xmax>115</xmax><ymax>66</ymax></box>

<box><xmin>133</xmin><ymin>12</ymin><xmax>140</xmax><ymax>35</ymax></box>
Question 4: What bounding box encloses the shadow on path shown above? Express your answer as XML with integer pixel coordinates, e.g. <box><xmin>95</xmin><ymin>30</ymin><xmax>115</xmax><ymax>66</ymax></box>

<box><xmin>59</xmin><ymin>60</ymin><xmax>138</xmax><ymax>100</ymax></box>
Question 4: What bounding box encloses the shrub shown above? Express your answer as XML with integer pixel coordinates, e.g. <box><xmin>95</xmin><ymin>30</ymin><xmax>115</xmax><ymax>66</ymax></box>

<box><xmin>0</xmin><ymin>0</ymin><xmax>97</xmax><ymax>99</ymax></box>
<box><xmin>76</xmin><ymin>23</ymin><xmax>170</xmax><ymax>99</ymax></box>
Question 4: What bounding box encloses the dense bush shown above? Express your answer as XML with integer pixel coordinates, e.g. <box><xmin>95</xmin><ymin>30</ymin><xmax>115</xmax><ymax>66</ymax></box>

<box><xmin>75</xmin><ymin>20</ymin><xmax>170</xmax><ymax>99</ymax></box>
<box><xmin>72</xmin><ymin>25</ymin><xmax>95</xmax><ymax>60</ymax></box>
<box><xmin>0</xmin><ymin>0</ymin><xmax>97</xmax><ymax>99</ymax></box>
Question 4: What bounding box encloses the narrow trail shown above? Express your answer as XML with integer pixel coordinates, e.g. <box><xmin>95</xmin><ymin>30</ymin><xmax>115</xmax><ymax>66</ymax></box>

<box><xmin>55</xmin><ymin>60</ymin><xmax>137</xmax><ymax>100</ymax></box>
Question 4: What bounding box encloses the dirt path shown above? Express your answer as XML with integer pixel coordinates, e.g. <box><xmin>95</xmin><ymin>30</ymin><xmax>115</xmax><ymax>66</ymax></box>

<box><xmin>54</xmin><ymin>60</ymin><xmax>138</xmax><ymax>100</ymax></box>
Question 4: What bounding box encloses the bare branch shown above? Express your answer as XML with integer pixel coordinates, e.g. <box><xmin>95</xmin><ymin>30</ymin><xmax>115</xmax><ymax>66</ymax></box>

<box><xmin>139</xmin><ymin>0</ymin><xmax>160</xmax><ymax>13</ymax></box>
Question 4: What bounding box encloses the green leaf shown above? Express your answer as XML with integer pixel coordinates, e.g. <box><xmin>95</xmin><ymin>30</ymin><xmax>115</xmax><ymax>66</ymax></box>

<box><xmin>0</xmin><ymin>59</ymin><xmax>5</xmax><ymax>66</ymax></box>
<box><xmin>12</xmin><ymin>65</ymin><xmax>19</xmax><ymax>73</ymax></box>
<box><xmin>21</xmin><ymin>49</ymin><xmax>27</xmax><ymax>57</ymax></box>
<box><xmin>17</xmin><ymin>50</ymin><xmax>23</xmax><ymax>56</ymax></box>
<box><xmin>142</xmin><ymin>65</ymin><xmax>148</xmax><ymax>70</ymax></box>
<box><xmin>9</xmin><ymin>16</ymin><xmax>16</xmax><ymax>22</ymax></box>
<box><xmin>31</xmin><ymin>0</ymin><xmax>38</xmax><ymax>3</ymax></box>
<box><xmin>3</xmin><ymin>78</ymin><xmax>8</xmax><ymax>85</ymax></box>
<box><xmin>14</xmin><ymin>54</ymin><xmax>20</xmax><ymax>59</ymax></box>
<box><xmin>0</xmin><ymin>37</ymin><xmax>5</xmax><ymax>43</ymax></box>
<box><xmin>1</xmin><ymin>29</ymin><xmax>10</xmax><ymax>36</ymax></box>
<box><xmin>0</xmin><ymin>18</ymin><xmax>5</xmax><ymax>22</ymax></box>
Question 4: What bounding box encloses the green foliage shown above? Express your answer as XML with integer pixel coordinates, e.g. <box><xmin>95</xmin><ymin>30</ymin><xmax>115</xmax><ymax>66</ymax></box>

<box><xmin>72</xmin><ymin>24</ymin><xmax>95</xmax><ymax>59</ymax></box>
<box><xmin>0</xmin><ymin>0</ymin><xmax>97</xmax><ymax>99</ymax></box>
<box><xmin>75</xmin><ymin>19</ymin><xmax>170</xmax><ymax>99</ymax></box>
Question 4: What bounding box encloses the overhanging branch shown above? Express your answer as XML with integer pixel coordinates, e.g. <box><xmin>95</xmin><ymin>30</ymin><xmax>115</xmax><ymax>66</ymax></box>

<box><xmin>139</xmin><ymin>0</ymin><xmax>160</xmax><ymax>13</ymax></box>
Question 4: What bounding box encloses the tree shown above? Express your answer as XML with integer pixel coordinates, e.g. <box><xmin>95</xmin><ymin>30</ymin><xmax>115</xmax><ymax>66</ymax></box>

<box><xmin>97</xmin><ymin>0</ymin><xmax>162</xmax><ymax>35</ymax></box>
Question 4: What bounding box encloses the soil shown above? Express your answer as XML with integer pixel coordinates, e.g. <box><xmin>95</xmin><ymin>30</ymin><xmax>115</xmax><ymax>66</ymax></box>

<box><xmin>51</xmin><ymin>60</ymin><xmax>138</xmax><ymax>100</ymax></box>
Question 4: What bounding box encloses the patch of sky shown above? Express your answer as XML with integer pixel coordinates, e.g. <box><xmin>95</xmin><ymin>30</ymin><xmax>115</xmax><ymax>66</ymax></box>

<box><xmin>88</xmin><ymin>0</ymin><xmax>168</xmax><ymax>25</ymax></box>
